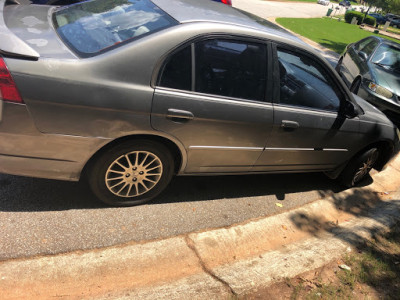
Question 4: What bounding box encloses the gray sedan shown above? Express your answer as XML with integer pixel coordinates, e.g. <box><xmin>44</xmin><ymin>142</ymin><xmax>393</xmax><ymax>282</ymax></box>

<box><xmin>0</xmin><ymin>0</ymin><xmax>399</xmax><ymax>206</ymax></box>
<box><xmin>336</xmin><ymin>36</ymin><xmax>400</xmax><ymax>127</ymax></box>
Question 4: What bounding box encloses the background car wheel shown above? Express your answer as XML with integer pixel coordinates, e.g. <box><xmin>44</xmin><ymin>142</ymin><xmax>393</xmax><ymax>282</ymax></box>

<box><xmin>88</xmin><ymin>140</ymin><xmax>174</xmax><ymax>206</ymax></box>
<box><xmin>350</xmin><ymin>78</ymin><xmax>361</xmax><ymax>94</ymax></box>
<box><xmin>339</xmin><ymin>147</ymin><xmax>379</xmax><ymax>188</ymax></box>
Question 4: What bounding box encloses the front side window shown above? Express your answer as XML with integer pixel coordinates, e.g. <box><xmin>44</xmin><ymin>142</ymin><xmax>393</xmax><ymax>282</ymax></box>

<box><xmin>277</xmin><ymin>48</ymin><xmax>341</xmax><ymax>112</ymax></box>
<box><xmin>54</xmin><ymin>0</ymin><xmax>177</xmax><ymax>57</ymax></box>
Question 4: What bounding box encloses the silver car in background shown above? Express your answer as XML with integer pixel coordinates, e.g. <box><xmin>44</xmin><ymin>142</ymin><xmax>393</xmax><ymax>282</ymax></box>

<box><xmin>0</xmin><ymin>0</ymin><xmax>399</xmax><ymax>206</ymax></box>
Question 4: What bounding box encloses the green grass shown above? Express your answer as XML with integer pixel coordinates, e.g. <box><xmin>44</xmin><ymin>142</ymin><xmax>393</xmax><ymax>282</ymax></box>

<box><xmin>276</xmin><ymin>17</ymin><xmax>399</xmax><ymax>53</ymax></box>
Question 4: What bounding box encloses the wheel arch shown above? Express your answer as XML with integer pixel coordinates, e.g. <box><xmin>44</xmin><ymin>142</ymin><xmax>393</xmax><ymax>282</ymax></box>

<box><xmin>351</xmin><ymin>139</ymin><xmax>394</xmax><ymax>171</ymax></box>
<box><xmin>326</xmin><ymin>139</ymin><xmax>394</xmax><ymax>179</ymax></box>
<box><xmin>80</xmin><ymin>134</ymin><xmax>186</xmax><ymax>180</ymax></box>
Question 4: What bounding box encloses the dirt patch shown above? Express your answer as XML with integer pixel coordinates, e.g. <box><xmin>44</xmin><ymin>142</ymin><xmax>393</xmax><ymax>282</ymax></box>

<box><xmin>243</xmin><ymin>222</ymin><xmax>400</xmax><ymax>300</ymax></box>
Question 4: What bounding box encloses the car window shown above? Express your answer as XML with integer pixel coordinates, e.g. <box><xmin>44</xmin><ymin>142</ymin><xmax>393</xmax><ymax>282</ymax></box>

<box><xmin>371</xmin><ymin>43</ymin><xmax>400</xmax><ymax>73</ymax></box>
<box><xmin>159</xmin><ymin>46</ymin><xmax>192</xmax><ymax>91</ymax></box>
<box><xmin>53</xmin><ymin>0</ymin><xmax>178</xmax><ymax>57</ymax></box>
<box><xmin>354</xmin><ymin>38</ymin><xmax>373</xmax><ymax>51</ymax></box>
<box><xmin>195</xmin><ymin>39</ymin><xmax>267</xmax><ymax>101</ymax></box>
<box><xmin>277</xmin><ymin>48</ymin><xmax>341</xmax><ymax>112</ymax></box>
<box><xmin>359</xmin><ymin>39</ymin><xmax>379</xmax><ymax>56</ymax></box>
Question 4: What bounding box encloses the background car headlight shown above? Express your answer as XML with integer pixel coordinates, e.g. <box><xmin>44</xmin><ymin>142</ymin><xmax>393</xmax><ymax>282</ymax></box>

<box><xmin>366</xmin><ymin>81</ymin><xmax>393</xmax><ymax>99</ymax></box>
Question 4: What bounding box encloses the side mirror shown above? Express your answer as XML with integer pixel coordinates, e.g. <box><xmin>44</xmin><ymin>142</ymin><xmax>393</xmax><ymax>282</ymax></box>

<box><xmin>343</xmin><ymin>101</ymin><xmax>359</xmax><ymax>118</ymax></box>
<box><xmin>358</xmin><ymin>51</ymin><xmax>368</xmax><ymax>61</ymax></box>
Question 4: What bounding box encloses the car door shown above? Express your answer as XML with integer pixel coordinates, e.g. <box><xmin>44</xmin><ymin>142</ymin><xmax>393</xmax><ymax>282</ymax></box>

<box><xmin>341</xmin><ymin>37</ymin><xmax>379</xmax><ymax>86</ymax></box>
<box><xmin>151</xmin><ymin>37</ymin><xmax>274</xmax><ymax>173</ymax></box>
<box><xmin>253</xmin><ymin>45</ymin><xmax>361</xmax><ymax>172</ymax></box>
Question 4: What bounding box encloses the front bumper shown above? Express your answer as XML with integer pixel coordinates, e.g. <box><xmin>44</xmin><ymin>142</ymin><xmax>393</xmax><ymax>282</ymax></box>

<box><xmin>358</xmin><ymin>84</ymin><xmax>400</xmax><ymax>125</ymax></box>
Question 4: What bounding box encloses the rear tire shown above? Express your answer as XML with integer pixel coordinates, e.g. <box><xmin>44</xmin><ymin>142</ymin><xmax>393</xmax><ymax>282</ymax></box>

<box><xmin>88</xmin><ymin>140</ymin><xmax>174</xmax><ymax>206</ymax></box>
<box><xmin>339</xmin><ymin>147</ymin><xmax>379</xmax><ymax>188</ymax></box>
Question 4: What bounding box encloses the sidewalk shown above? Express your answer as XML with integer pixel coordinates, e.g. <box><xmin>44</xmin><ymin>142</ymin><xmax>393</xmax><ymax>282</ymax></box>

<box><xmin>1</xmin><ymin>155</ymin><xmax>400</xmax><ymax>299</ymax></box>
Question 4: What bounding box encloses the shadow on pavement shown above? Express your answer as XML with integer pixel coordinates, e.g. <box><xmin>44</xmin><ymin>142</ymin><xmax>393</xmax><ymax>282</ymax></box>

<box><xmin>0</xmin><ymin>172</ymin><xmax>346</xmax><ymax>212</ymax></box>
<box><xmin>319</xmin><ymin>39</ymin><xmax>348</xmax><ymax>55</ymax></box>
<box><xmin>289</xmin><ymin>188</ymin><xmax>400</xmax><ymax>297</ymax></box>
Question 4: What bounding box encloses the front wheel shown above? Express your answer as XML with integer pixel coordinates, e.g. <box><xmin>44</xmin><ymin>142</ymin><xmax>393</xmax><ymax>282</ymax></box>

<box><xmin>88</xmin><ymin>140</ymin><xmax>174</xmax><ymax>206</ymax></box>
<box><xmin>339</xmin><ymin>147</ymin><xmax>379</xmax><ymax>188</ymax></box>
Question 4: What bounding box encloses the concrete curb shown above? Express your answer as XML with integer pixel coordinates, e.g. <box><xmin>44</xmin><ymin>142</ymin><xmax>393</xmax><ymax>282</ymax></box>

<box><xmin>1</xmin><ymin>155</ymin><xmax>400</xmax><ymax>299</ymax></box>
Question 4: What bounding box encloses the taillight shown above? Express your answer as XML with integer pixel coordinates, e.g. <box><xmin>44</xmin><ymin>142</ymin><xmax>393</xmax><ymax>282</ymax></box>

<box><xmin>221</xmin><ymin>0</ymin><xmax>232</xmax><ymax>6</ymax></box>
<box><xmin>0</xmin><ymin>58</ymin><xmax>23</xmax><ymax>104</ymax></box>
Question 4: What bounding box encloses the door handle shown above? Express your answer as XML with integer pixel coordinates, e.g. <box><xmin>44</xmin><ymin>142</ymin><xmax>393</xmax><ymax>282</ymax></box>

<box><xmin>166</xmin><ymin>109</ymin><xmax>194</xmax><ymax>122</ymax></box>
<box><xmin>281</xmin><ymin>120</ymin><xmax>299</xmax><ymax>129</ymax></box>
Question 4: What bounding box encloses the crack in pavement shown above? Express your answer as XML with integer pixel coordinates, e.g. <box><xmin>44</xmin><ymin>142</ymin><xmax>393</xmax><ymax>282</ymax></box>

<box><xmin>184</xmin><ymin>235</ymin><xmax>238</xmax><ymax>297</ymax></box>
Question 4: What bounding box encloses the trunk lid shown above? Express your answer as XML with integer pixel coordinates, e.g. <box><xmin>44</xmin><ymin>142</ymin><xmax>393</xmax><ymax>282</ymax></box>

<box><xmin>1</xmin><ymin>1</ymin><xmax>75</xmax><ymax>59</ymax></box>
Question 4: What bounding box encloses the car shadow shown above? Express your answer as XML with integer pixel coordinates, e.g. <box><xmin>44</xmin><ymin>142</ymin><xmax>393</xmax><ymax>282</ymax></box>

<box><xmin>154</xmin><ymin>172</ymin><xmax>348</xmax><ymax>205</ymax></box>
<box><xmin>0</xmin><ymin>171</ymin><xmax>352</xmax><ymax>212</ymax></box>
<box><xmin>319</xmin><ymin>39</ymin><xmax>348</xmax><ymax>55</ymax></box>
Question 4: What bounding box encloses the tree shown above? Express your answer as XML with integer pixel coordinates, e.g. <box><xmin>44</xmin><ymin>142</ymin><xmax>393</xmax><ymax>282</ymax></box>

<box><xmin>387</xmin><ymin>0</ymin><xmax>400</xmax><ymax>14</ymax></box>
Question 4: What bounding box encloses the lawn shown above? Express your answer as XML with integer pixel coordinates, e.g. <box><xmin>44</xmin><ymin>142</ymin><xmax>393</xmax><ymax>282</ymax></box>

<box><xmin>276</xmin><ymin>17</ymin><xmax>399</xmax><ymax>53</ymax></box>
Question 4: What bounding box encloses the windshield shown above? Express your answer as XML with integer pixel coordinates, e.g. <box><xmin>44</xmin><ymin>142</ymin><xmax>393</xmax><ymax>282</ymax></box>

<box><xmin>371</xmin><ymin>43</ymin><xmax>400</xmax><ymax>72</ymax></box>
<box><xmin>53</xmin><ymin>0</ymin><xmax>178</xmax><ymax>57</ymax></box>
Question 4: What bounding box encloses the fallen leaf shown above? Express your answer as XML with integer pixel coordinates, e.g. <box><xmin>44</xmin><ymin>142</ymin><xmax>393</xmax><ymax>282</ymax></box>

<box><xmin>339</xmin><ymin>264</ymin><xmax>351</xmax><ymax>271</ymax></box>
<box><xmin>276</xmin><ymin>203</ymin><xmax>283</xmax><ymax>208</ymax></box>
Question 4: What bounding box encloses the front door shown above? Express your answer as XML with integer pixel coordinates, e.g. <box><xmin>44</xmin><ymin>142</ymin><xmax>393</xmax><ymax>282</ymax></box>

<box><xmin>254</xmin><ymin>46</ymin><xmax>361</xmax><ymax>172</ymax></box>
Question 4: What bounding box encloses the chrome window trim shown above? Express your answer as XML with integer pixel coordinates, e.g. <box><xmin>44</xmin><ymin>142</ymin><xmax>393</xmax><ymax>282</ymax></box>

<box><xmin>273</xmin><ymin>103</ymin><xmax>339</xmax><ymax>116</ymax></box>
<box><xmin>155</xmin><ymin>87</ymin><xmax>273</xmax><ymax>108</ymax></box>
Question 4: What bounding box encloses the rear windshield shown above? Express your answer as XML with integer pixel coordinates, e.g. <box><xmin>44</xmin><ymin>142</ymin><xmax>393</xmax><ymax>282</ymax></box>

<box><xmin>53</xmin><ymin>0</ymin><xmax>178</xmax><ymax>57</ymax></box>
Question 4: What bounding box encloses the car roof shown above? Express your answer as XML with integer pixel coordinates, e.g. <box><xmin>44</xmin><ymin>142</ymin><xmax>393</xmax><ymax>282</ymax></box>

<box><xmin>369</xmin><ymin>36</ymin><xmax>400</xmax><ymax>48</ymax></box>
<box><xmin>152</xmin><ymin>0</ymin><xmax>303</xmax><ymax>44</ymax></box>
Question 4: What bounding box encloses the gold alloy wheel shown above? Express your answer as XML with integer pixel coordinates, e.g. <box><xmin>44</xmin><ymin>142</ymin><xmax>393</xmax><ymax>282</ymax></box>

<box><xmin>105</xmin><ymin>151</ymin><xmax>163</xmax><ymax>197</ymax></box>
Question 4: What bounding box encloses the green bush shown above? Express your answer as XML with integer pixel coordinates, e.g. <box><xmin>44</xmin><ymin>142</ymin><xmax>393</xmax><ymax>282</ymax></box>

<box><xmin>345</xmin><ymin>11</ymin><xmax>376</xmax><ymax>26</ymax></box>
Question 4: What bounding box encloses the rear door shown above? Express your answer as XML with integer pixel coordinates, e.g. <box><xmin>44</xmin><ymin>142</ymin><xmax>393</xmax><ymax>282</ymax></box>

<box><xmin>151</xmin><ymin>37</ymin><xmax>274</xmax><ymax>173</ymax></box>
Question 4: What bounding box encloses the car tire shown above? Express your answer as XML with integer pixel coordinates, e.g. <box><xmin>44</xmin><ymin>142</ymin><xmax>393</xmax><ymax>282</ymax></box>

<box><xmin>88</xmin><ymin>140</ymin><xmax>175</xmax><ymax>206</ymax></box>
<box><xmin>335</xmin><ymin>57</ymin><xmax>343</xmax><ymax>73</ymax></box>
<box><xmin>350</xmin><ymin>78</ymin><xmax>361</xmax><ymax>94</ymax></box>
<box><xmin>339</xmin><ymin>147</ymin><xmax>379</xmax><ymax>188</ymax></box>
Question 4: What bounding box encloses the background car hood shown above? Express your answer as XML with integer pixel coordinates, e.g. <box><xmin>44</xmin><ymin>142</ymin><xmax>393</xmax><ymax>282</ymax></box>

<box><xmin>353</xmin><ymin>93</ymin><xmax>394</xmax><ymax>125</ymax></box>
<box><xmin>369</xmin><ymin>63</ymin><xmax>400</xmax><ymax>96</ymax></box>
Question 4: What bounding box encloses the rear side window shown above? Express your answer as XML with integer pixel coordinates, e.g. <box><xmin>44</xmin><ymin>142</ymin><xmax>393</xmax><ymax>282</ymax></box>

<box><xmin>195</xmin><ymin>40</ymin><xmax>267</xmax><ymax>101</ymax></box>
<box><xmin>53</xmin><ymin>0</ymin><xmax>177</xmax><ymax>57</ymax></box>
<box><xmin>159</xmin><ymin>46</ymin><xmax>192</xmax><ymax>91</ymax></box>
<box><xmin>159</xmin><ymin>39</ymin><xmax>268</xmax><ymax>102</ymax></box>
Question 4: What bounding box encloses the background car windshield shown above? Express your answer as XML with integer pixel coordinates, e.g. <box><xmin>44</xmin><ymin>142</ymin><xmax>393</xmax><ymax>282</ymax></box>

<box><xmin>54</xmin><ymin>0</ymin><xmax>177</xmax><ymax>56</ymax></box>
<box><xmin>371</xmin><ymin>44</ymin><xmax>400</xmax><ymax>72</ymax></box>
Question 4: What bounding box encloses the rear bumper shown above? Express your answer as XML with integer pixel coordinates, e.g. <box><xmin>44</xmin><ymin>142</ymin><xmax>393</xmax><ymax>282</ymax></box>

<box><xmin>0</xmin><ymin>101</ymin><xmax>109</xmax><ymax>181</ymax></box>
<box><xmin>0</xmin><ymin>153</ymin><xmax>82</xmax><ymax>181</ymax></box>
